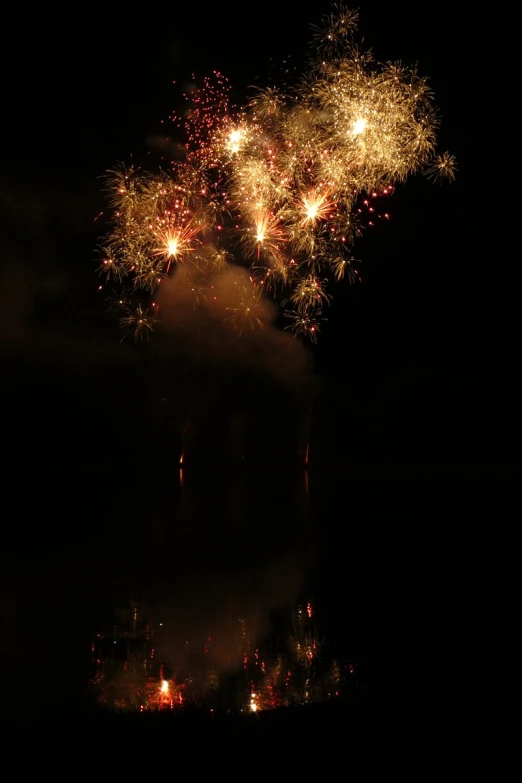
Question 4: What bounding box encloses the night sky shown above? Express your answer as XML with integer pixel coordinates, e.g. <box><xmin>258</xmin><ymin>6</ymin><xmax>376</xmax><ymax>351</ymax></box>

<box><xmin>0</xmin><ymin>1</ymin><xmax>509</xmax><ymax>733</ymax></box>
<box><xmin>1</xmin><ymin>2</ymin><xmax>507</xmax><ymax>466</ymax></box>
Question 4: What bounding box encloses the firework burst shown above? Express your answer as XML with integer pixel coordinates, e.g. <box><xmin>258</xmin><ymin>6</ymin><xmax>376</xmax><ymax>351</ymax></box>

<box><xmin>98</xmin><ymin>5</ymin><xmax>455</xmax><ymax>342</ymax></box>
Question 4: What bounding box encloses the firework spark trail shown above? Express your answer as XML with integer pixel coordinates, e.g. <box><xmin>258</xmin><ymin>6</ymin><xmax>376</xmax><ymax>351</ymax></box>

<box><xmin>97</xmin><ymin>5</ymin><xmax>455</xmax><ymax>342</ymax></box>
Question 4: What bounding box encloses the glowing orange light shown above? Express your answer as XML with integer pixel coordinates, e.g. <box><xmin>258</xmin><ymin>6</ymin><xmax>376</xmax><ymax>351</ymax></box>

<box><xmin>351</xmin><ymin>117</ymin><xmax>367</xmax><ymax>135</ymax></box>
<box><xmin>227</xmin><ymin>128</ymin><xmax>244</xmax><ymax>154</ymax></box>
<box><xmin>300</xmin><ymin>190</ymin><xmax>332</xmax><ymax>226</ymax></box>
<box><xmin>167</xmin><ymin>237</ymin><xmax>179</xmax><ymax>256</ymax></box>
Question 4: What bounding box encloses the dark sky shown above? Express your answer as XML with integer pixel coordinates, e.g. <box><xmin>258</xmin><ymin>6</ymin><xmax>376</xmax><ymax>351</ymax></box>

<box><xmin>0</xmin><ymin>2</ymin><xmax>511</xmax><ymax>732</ymax></box>
<box><xmin>1</xmin><ymin>2</ymin><xmax>495</xmax><ymax>469</ymax></box>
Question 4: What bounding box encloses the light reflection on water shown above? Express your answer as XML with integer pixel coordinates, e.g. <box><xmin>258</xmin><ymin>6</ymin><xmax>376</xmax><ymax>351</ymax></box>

<box><xmin>89</xmin><ymin>465</ymin><xmax>344</xmax><ymax>714</ymax></box>
<box><xmin>5</xmin><ymin>464</ymin><xmax>473</xmax><ymax>719</ymax></box>
<box><xmin>90</xmin><ymin>595</ymin><xmax>356</xmax><ymax>714</ymax></box>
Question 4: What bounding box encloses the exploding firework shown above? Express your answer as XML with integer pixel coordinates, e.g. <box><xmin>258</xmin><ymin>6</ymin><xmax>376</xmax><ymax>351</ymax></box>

<box><xmin>97</xmin><ymin>5</ymin><xmax>455</xmax><ymax>342</ymax></box>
